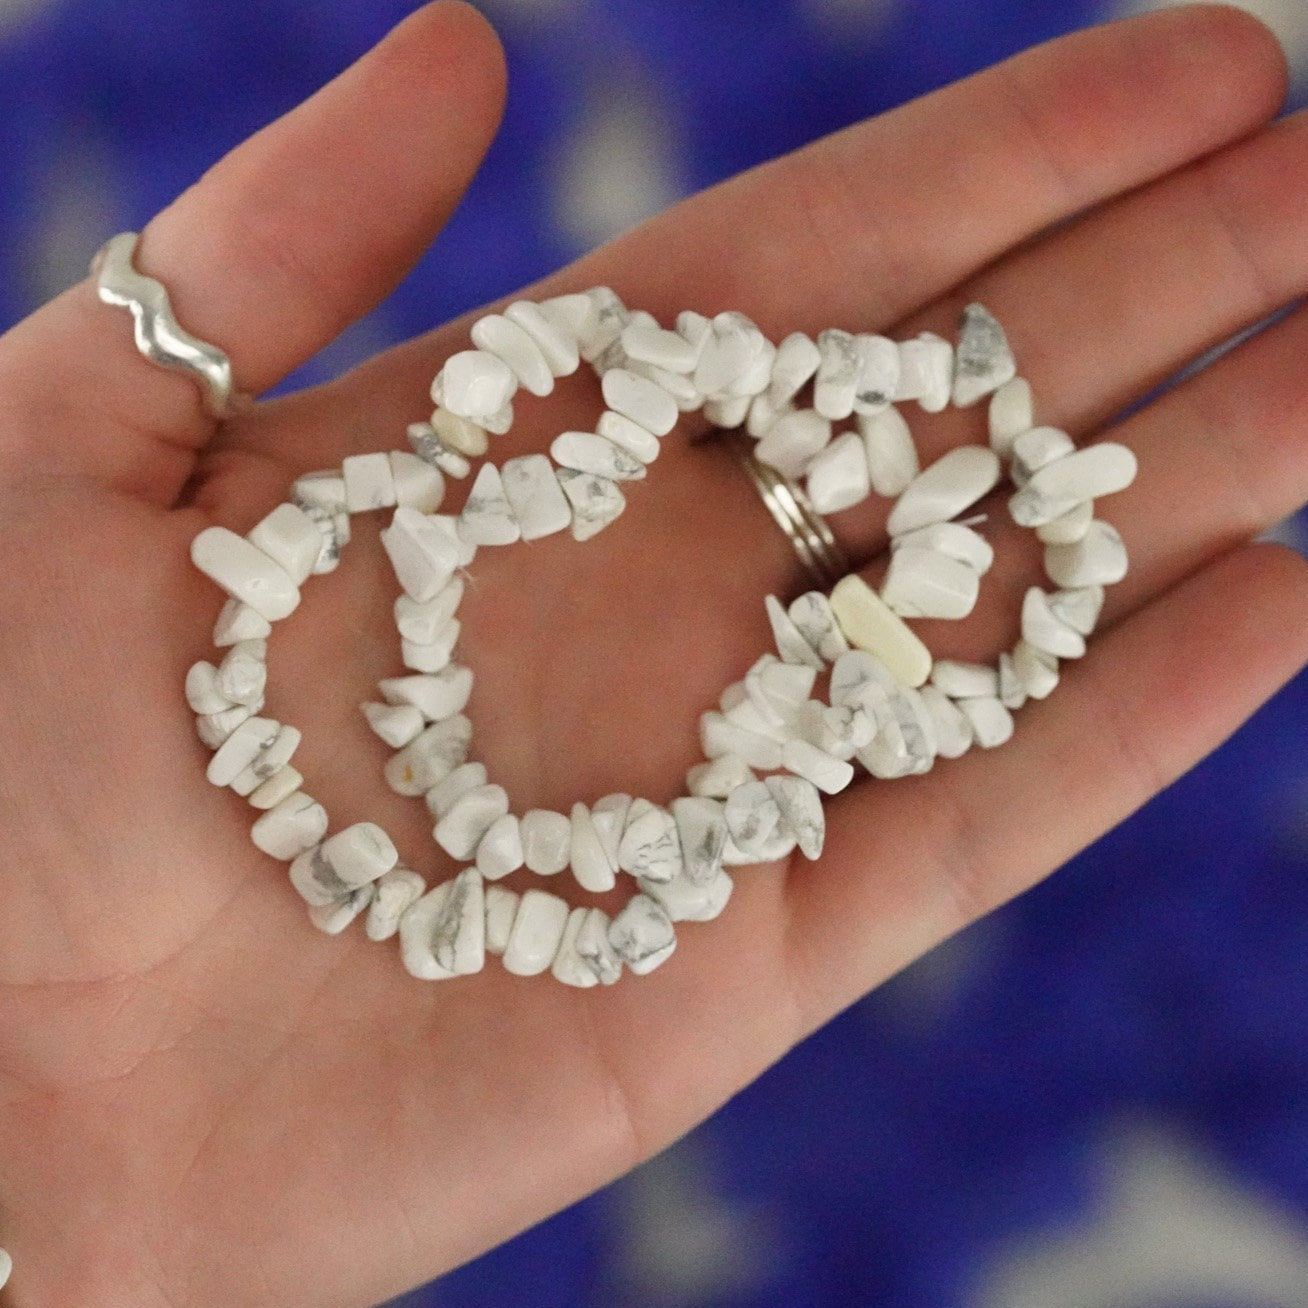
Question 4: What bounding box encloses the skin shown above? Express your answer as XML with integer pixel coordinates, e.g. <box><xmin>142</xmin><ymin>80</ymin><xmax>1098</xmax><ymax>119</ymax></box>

<box><xmin>0</xmin><ymin>3</ymin><xmax>1306</xmax><ymax>1304</ymax></box>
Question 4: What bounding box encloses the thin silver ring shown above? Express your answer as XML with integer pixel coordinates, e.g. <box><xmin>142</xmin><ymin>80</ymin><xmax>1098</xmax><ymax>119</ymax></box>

<box><xmin>720</xmin><ymin>429</ymin><xmax>851</xmax><ymax>590</ymax></box>
<box><xmin>91</xmin><ymin>231</ymin><xmax>249</xmax><ymax>420</ymax></box>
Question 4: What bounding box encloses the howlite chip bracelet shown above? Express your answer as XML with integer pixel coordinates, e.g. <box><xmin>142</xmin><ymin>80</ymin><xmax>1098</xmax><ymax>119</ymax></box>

<box><xmin>185</xmin><ymin>289</ymin><xmax>1137</xmax><ymax>985</ymax></box>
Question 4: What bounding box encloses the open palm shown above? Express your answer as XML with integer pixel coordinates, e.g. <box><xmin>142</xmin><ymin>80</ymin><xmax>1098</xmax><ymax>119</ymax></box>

<box><xmin>2</xmin><ymin>4</ymin><xmax>1306</xmax><ymax>1305</ymax></box>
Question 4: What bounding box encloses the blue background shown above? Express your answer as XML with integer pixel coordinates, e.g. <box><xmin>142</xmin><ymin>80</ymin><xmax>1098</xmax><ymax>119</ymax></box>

<box><xmin>2</xmin><ymin>1</ymin><xmax>1307</xmax><ymax>1304</ymax></box>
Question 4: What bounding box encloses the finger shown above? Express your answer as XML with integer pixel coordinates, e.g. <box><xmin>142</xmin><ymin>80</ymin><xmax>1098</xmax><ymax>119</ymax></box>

<box><xmin>825</xmin><ymin>103</ymin><xmax>1308</xmax><ymax>561</ymax></box>
<box><xmin>0</xmin><ymin>1</ymin><xmax>505</xmax><ymax>506</ymax></box>
<box><xmin>786</xmin><ymin>541</ymin><xmax>1308</xmax><ymax>1030</ymax></box>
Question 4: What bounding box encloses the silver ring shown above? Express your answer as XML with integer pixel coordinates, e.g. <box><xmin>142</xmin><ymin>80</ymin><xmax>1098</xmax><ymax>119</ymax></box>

<box><xmin>91</xmin><ymin>231</ymin><xmax>249</xmax><ymax>420</ymax></box>
<box><xmin>720</xmin><ymin>429</ymin><xmax>851</xmax><ymax>590</ymax></box>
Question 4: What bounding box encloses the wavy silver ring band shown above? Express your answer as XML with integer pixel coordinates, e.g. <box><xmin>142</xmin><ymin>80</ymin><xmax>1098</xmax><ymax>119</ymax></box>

<box><xmin>91</xmin><ymin>231</ymin><xmax>248</xmax><ymax>421</ymax></box>
<box><xmin>720</xmin><ymin>429</ymin><xmax>851</xmax><ymax>590</ymax></box>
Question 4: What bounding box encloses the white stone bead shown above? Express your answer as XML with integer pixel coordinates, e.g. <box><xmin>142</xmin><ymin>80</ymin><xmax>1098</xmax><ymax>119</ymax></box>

<box><xmin>1022</xmin><ymin>587</ymin><xmax>1087</xmax><ymax>659</ymax></box>
<box><xmin>302</xmin><ymin>505</ymin><xmax>347</xmax><ymax>575</ymax></box>
<box><xmin>409</xmin><ymin>869</ymin><xmax>487</xmax><ymax>978</ymax></box>
<box><xmin>1011</xmin><ymin>444</ymin><xmax>1137</xmax><ymax>527</ymax></box>
<box><xmin>608</xmin><ymin>893</ymin><xmax>676</xmax><ymax>975</ymax></box>
<box><xmin>429</xmin><ymin>514</ymin><xmax>477</xmax><ymax>567</ymax></box>
<box><xmin>694</xmin><ymin>311</ymin><xmax>764</xmax><ymax>397</ymax></box>
<box><xmin>555</xmin><ymin>469</ymin><xmax>626</xmax><ymax>541</ymax></box>
<box><xmin>882</xmin><ymin>547</ymin><xmax>981</xmax><ymax>621</ymax></box>
<box><xmin>722</xmin><ymin>692</ymin><xmax>789</xmax><ymax>744</ymax></box>
<box><xmin>728</xmin><ymin>337</ymin><xmax>775</xmax><ymax>399</ymax></box>
<box><xmin>291</xmin><ymin>470</ymin><xmax>347</xmax><ymax>512</ymax></box>
<box><xmin>434</xmin><ymin>784</ymin><xmax>509</xmax><ymax>861</ymax></box>
<box><xmin>755</xmin><ymin>409</ymin><xmax>832</xmax><ymax>479</ymax></box>
<box><xmin>541</xmin><ymin>291</ymin><xmax>599</xmax><ymax>346</ymax></box>
<box><xmin>387</xmin><ymin>450</ymin><xmax>446</xmax><ymax>514</ymax></box>
<box><xmin>1012</xmin><ymin>639</ymin><xmax>1060</xmax><ymax>699</ymax></box>
<box><xmin>641</xmin><ymin>867</ymin><xmax>733</xmax><ymax>924</ymax></box>
<box><xmin>765</xmin><ymin>774</ymin><xmax>825</xmax><ymax>859</ymax></box>
<box><xmin>196</xmin><ymin>703</ymin><xmax>254</xmax><ymax>750</ymax></box>
<box><xmin>207</xmin><ymin>716</ymin><xmax>278</xmax><ymax>787</ymax></box>
<box><xmin>618</xmin><ymin>799</ymin><xmax>683</xmax><ymax>882</ymax></box>
<box><xmin>497</xmin><ymin>453</ymin><xmax>572</xmax><ymax>542</ymax></box>
<box><xmin>1012</xmin><ymin>426</ymin><xmax>1075</xmax><ymax>487</ymax></box>
<box><xmin>857</xmin><ymin>691</ymin><xmax>929</xmax><ymax>779</ymax></box>
<box><xmin>476</xmin><ymin>812</ymin><xmax>524</xmax><ymax>880</ymax></box>
<box><xmin>886</xmin><ymin>445</ymin><xmax>1002</xmax><ymax>538</ymax></box>
<box><xmin>577</xmin><ymin>287</ymin><xmax>630</xmax><ymax>362</ymax></box>
<box><xmin>989</xmin><ymin>377</ymin><xmax>1033</xmax><ymax>458</ymax></box>
<box><xmin>957</xmin><ymin>695</ymin><xmax>1015</xmax><ymax>748</ymax></box>
<box><xmin>401</xmin><ymin>621</ymin><xmax>460</xmax><ymax>673</ymax></box>
<box><xmin>382</xmin><ymin>716</ymin><xmax>472</xmax><ymax>795</ymax></box>
<box><xmin>918</xmin><ymin>685</ymin><xmax>973</xmax><ymax>759</ymax></box>
<box><xmin>503</xmin><ymin>888</ymin><xmax>571</xmax><ymax>976</ymax></box>
<box><xmin>215</xmin><ymin>641</ymin><xmax>267</xmax><ymax>708</ymax></box>
<box><xmin>521</xmin><ymin>808</ymin><xmax>572</xmax><ymax>875</ymax></box>
<box><xmin>782</xmin><ymin>739</ymin><xmax>854</xmax><ymax>794</ymax></box>
<box><xmin>703</xmin><ymin>394</ymin><xmax>751</xmax><ymax>428</ymax></box>
<box><xmin>998</xmin><ymin>651</ymin><xmax>1028</xmax><ymax>711</ymax></box>
<box><xmin>724</xmin><ymin>780</ymin><xmax>782</xmax><ymax>858</ymax></box>
<box><xmin>551</xmin><ymin>431</ymin><xmax>646</xmax><ymax>482</ymax></box>
<box><xmin>591</xmin><ymin>793</ymin><xmax>631</xmax><ymax>869</ymax></box>
<box><xmin>768</xmin><ymin>331</ymin><xmax>821</xmax><ymax>407</ymax></box>
<box><xmin>213</xmin><ymin>598</ymin><xmax>271</xmax><ymax>647</ymax></box>
<box><xmin>192</xmin><ymin>526</ymin><xmax>300</xmax><ymax>622</ymax></box>
<box><xmin>814</xmin><ymin>328</ymin><xmax>861</xmax><ymax>421</ymax></box>
<box><xmin>0</xmin><ymin>1250</ymin><xmax>11</xmax><ymax>1292</ymax></box>
<box><xmin>856</xmin><ymin>406</ymin><xmax>918</xmax><ymax>499</ymax></box>
<box><xmin>398</xmin><ymin>880</ymin><xmax>456</xmax><ymax>980</ymax></box>
<box><xmin>406</xmin><ymin>421</ymin><xmax>470</xmax><ymax>480</ymax></box>
<box><xmin>395</xmin><ymin>580</ymin><xmax>464</xmax><ymax>645</ymax></box>
<box><xmin>621</xmin><ymin>320</ymin><xmax>697</xmax><ymax>373</ymax></box>
<box><xmin>569</xmin><ymin>803</ymin><xmax>616</xmax><ymax>893</ymax></box>
<box><xmin>931</xmin><ymin>659</ymin><xmax>999</xmax><ymax>698</ymax></box>
<box><xmin>805</xmin><ymin>701</ymin><xmax>875</xmax><ymax>759</ymax></box>
<box><xmin>764</xmin><ymin>595</ymin><xmax>824</xmax><ymax>669</ymax></box>
<box><xmin>746</xmin><ymin>657</ymin><xmax>816</xmax><ymax>726</ymax></box>
<box><xmin>892</xmin><ymin>521</ymin><xmax>994</xmax><ymax>575</ymax></box>
<box><xmin>686</xmin><ymin>754</ymin><xmax>755</xmax><ymax>799</ymax></box>
<box><xmin>341</xmin><ymin>452</ymin><xmax>397</xmax><ymax>513</ymax></box>
<box><xmin>1036</xmin><ymin>500</ymin><xmax>1094</xmax><ymax>546</ymax></box>
<box><xmin>806</xmin><ymin>430</ymin><xmax>871</xmax><ymax>514</ymax></box>
<box><xmin>829</xmin><ymin>575</ymin><xmax>933</xmax><ymax>688</ymax></box>
<box><xmin>429</xmin><ymin>407</ymin><xmax>489</xmax><ymax>459</ymax></box>
<box><xmin>185</xmin><ymin>661</ymin><xmax>233</xmax><ymax>715</ymax></box>
<box><xmin>483</xmin><ymin>883</ymin><xmax>520</xmax><ymax>955</ymax></box>
<box><xmin>365</xmin><ymin>865</ymin><xmax>426</xmax><ymax>942</ymax></box>
<box><xmin>953</xmin><ymin>303</ymin><xmax>1016</xmax><ymax>407</ymax></box>
<box><xmin>896</xmin><ymin>333</ymin><xmax>953</xmax><ymax>412</ymax></box>
<box><xmin>722</xmin><ymin>823</ymin><xmax>796</xmax><ymax>865</ymax></box>
<box><xmin>632</xmin><ymin>359</ymin><xmax>702</xmax><ymax>409</ymax></box>
<box><xmin>379</xmin><ymin>666</ymin><xmax>473</xmax><ymax>722</ymax></box>
<box><xmin>1045</xmin><ymin>520</ymin><xmax>1128</xmax><ymax>588</ymax></box>
<box><xmin>325</xmin><ymin>822</ymin><xmax>399</xmax><ymax>886</ymax></box>
<box><xmin>852</xmin><ymin>334</ymin><xmax>900</xmax><ymax>414</ymax></box>
<box><xmin>505</xmin><ymin>300</ymin><xmax>580</xmax><ymax>376</ymax></box>
<box><xmin>746</xmin><ymin>390</ymin><xmax>790</xmax><ymax>439</ymax></box>
<box><xmin>1049</xmin><ymin>585</ymin><xmax>1105</xmax><ymax>637</ymax></box>
<box><xmin>575</xmin><ymin>907</ymin><xmax>623</xmax><ymax>984</ymax></box>
<box><xmin>550</xmin><ymin>907</ymin><xmax>601</xmax><ymax>987</ymax></box>
<box><xmin>308</xmin><ymin>884</ymin><xmax>374</xmax><ymax>936</ymax></box>
<box><xmin>670</xmin><ymin>796</ymin><xmax>728</xmax><ymax>886</ymax></box>
<box><xmin>458</xmin><ymin>463</ymin><xmax>521</xmax><ymax>546</ymax></box>
<box><xmin>471</xmin><ymin>312</ymin><xmax>554</xmax><ymax>397</ymax></box>
<box><xmin>787</xmin><ymin>592</ymin><xmax>850</xmax><ymax>663</ymax></box>
<box><xmin>247</xmin><ymin>503</ymin><xmax>322</xmax><ymax>586</ymax></box>
<box><xmin>230</xmin><ymin>723</ymin><xmax>300</xmax><ymax>797</ymax></box>
<box><xmin>700</xmin><ymin>712</ymin><xmax>785</xmax><ymax>771</ymax></box>
<box><xmin>830</xmin><ymin>647</ymin><xmax>897</xmax><ymax>705</ymax></box>
<box><xmin>424</xmin><ymin>761</ymin><xmax>489</xmax><ymax>819</ymax></box>
<box><xmin>380</xmin><ymin>506</ymin><xmax>461</xmax><ymax>603</ymax></box>
<box><xmin>250</xmin><ymin>792</ymin><xmax>327</xmax><ymax>860</ymax></box>
<box><xmin>248</xmin><ymin>764</ymin><xmax>303</xmax><ymax>810</ymax></box>
<box><xmin>440</xmin><ymin>349</ymin><xmax>517</xmax><ymax>420</ymax></box>
<box><xmin>597</xmin><ymin>410</ymin><xmax>660</xmax><ymax>464</ymax></box>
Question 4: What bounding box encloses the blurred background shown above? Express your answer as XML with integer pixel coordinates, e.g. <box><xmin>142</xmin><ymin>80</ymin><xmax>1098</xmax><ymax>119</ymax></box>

<box><xmin>2</xmin><ymin>0</ymin><xmax>1307</xmax><ymax>1304</ymax></box>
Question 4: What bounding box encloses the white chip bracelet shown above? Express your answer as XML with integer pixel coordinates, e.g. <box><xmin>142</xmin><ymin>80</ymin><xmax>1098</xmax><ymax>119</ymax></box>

<box><xmin>188</xmin><ymin>291</ymin><xmax>1136</xmax><ymax>986</ymax></box>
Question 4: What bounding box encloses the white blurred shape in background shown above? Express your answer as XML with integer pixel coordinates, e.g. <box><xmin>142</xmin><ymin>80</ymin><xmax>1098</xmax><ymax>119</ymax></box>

<box><xmin>973</xmin><ymin>1120</ymin><xmax>1308</xmax><ymax>1308</ymax></box>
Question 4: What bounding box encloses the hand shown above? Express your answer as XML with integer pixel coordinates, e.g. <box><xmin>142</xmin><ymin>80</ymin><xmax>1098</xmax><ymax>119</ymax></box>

<box><xmin>0</xmin><ymin>3</ymin><xmax>1304</xmax><ymax>1304</ymax></box>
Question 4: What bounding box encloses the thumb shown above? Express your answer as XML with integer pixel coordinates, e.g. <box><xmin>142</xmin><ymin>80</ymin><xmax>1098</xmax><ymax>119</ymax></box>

<box><xmin>0</xmin><ymin>0</ymin><xmax>505</xmax><ymax>504</ymax></box>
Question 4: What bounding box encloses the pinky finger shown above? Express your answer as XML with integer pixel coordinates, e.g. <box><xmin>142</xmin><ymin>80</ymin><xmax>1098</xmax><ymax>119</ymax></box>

<box><xmin>783</xmin><ymin>541</ymin><xmax>1308</xmax><ymax>1031</ymax></box>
